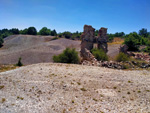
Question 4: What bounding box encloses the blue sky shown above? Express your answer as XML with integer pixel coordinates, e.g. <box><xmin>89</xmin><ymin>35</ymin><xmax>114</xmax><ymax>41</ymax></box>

<box><xmin>0</xmin><ymin>0</ymin><xmax>150</xmax><ymax>34</ymax></box>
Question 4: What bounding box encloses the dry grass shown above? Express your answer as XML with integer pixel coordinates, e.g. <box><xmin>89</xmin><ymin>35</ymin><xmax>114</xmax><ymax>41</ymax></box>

<box><xmin>108</xmin><ymin>37</ymin><xmax>124</xmax><ymax>45</ymax></box>
<box><xmin>0</xmin><ymin>65</ymin><xmax>17</xmax><ymax>72</ymax></box>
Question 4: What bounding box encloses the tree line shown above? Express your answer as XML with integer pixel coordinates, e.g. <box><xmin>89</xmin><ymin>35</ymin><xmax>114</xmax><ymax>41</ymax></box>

<box><xmin>0</xmin><ymin>27</ymin><xmax>150</xmax><ymax>54</ymax></box>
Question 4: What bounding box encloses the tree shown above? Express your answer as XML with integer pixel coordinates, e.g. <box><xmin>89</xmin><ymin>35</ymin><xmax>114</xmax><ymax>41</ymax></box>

<box><xmin>114</xmin><ymin>32</ymin><xmax>125</xmax><ymax>37</ymax></box>
<box><xmin>62</xmin><ymin>31</ymin><xmax>72</xmax><ymax>39</ymax></box>
<box><xmin>20</xmin><ymin>28</ymin><xmax>28</xmax><ymax>34</ymax></box>
<box><xmin>27</xmin><ymin>27</ymin><xmax>37</xmax><ymax>35</ymax></box>
<box><xmin>10</xmin><ymin>28</ymin><xmax>19</xmax><ymax>34</ymax></box>
<box><xmin>53</xmin><ymin>48</ymin><xmax>79</xmax><ymax>64</ymax></box>
<box><xmin>71</xmin><ymin>31</ymin><xmax>81</xmax><ymax>40</ymax></box>
<box><xmin>16</xmin><ymin>57</ymin><xmax>23</xmax><ymax>66</ymax></box>
<box><xmin>95</xmin><ymin>30</ymin><xmax>99</xmax><ymax>36</ymax></box>
<box><xmin>51</xmin><ymin>29</ymin><xmax>57</xmax><ymax>36</ymax></box>
<box><xmin>0</xmin><ymin>36</ymin><xmax>4</xmax><ymax>47</ymax></box>
<box><xmin>124</xmin><ymin>32</ymin><xmax>140</xmax><ymax>51</ymax></box>
<box><xmin>139</xmin><ymin>28</ymin><xmax>148</xmax><ymax>37</ymax></box>
<box><xmin>38</xmin><ymin>27</ymin><xmax>51</xmax><ymax>35</ymax></box>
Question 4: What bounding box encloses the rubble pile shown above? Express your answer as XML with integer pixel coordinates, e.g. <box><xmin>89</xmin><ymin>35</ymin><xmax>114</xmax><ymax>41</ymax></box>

<box><xmin>134</xmin><ymin>53</ymin><xmax>150</xmax><ymax>62</ymax></box>
<box><xmin>82</xmin><ymin>60</ymin><xmax>124</xmax><ymax>69</ymax></box>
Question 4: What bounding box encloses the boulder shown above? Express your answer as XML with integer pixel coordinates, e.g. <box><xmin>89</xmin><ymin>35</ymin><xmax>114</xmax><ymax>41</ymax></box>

<box><xmin>119</xmin><ymin>44</ymin><xmax>128</xmax><ymax>54</ymax></box>
<box><xmin>81</xmin><ymin>48</ymin><xmax>97</xmax><ymax>61</ymax></box>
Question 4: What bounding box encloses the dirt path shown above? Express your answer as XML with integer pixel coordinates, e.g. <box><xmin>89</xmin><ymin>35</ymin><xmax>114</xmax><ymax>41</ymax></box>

<box><xmin>0</xmin><ymin>63</ymin><xmax>150</xmax><ymax>113</ymax></box>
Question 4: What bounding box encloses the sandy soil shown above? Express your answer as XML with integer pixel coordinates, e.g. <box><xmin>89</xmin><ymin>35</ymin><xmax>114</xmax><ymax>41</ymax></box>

<box><xmin>0</xmin><ymin>63</ymin><xmax>150</xmax><ymax>113</ymax></box>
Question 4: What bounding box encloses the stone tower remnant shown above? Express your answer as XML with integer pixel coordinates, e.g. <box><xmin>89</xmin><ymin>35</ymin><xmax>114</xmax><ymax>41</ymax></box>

<box><xmin>97</xmin><ymin>27</ymin><xmax>109</xmax><ymax>53</ymax></box>
<box><xmin>80</xmin><ymin>25</ymin><xmax>95</xmax><ymax>60</ymax></box>
<box><xmin>80</xmin><ymin>25</ymin><xmax>109</xmax><ymax>61</ymax></box>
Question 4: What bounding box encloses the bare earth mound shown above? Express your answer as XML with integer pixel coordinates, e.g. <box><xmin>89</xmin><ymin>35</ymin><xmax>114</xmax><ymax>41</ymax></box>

<box><xmin>0</xmin><ymin>63</ymin><xmax>150</xmax><ymax>113</ymax></box>
<box><xmin>0</xmin><ymin>35</ymin><xmax>81</xmax><ymax>65</ymax></box>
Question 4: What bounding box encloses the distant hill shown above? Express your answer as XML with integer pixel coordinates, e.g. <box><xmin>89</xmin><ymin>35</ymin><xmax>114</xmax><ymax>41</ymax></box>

<box><xmin>0</xmin><ymin>35</ymin><xmax>123</xmax><ymax>65</ymax></box>
<box><xmin>0</xmin><ymin>35</ymin><xmax>80</xmax><ymax>65</ymax></box>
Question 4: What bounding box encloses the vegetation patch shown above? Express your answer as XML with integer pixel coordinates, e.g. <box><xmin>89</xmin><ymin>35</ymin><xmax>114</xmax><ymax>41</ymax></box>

<box><xmin>1</xmin><ymin>98</ymin><xmax>6</xmax><ymax>103</ymax></box>
<box><xmin>0</xmin><ymin>65</ymin><xmax>17</xmax><ymax>72</ymax></box>
<box><xmin>0</xmin><ymin>85</ymin><xmax>4</xmax><ymax>89</ymax></box>
<box><xmin>16</xmin><ymin>57</ymin><xmax>23</xmax><ymax>67</ymax></box>
<box><xmin>91</xmin><ymin>48</ymin><xmax>108</xmax><ymax>61</ymax></box>
<box><xmin>53</xmin><ymin>48</ymin><xmax>79</xmax><ymax>64</ymax></box>
<box><xmin>115</xmin><ymin>52</ymin><xmax>129</xmax><ymax>62</ymax></box>
<box><xmin>51</xmin><ymin>36</ymin><xmax>59</xmax><ymax>40</ymax></box>
<box><xmin>80</xmin><ymin>88</ymin><xmax>87</xmax><ymax>91</ymax></box>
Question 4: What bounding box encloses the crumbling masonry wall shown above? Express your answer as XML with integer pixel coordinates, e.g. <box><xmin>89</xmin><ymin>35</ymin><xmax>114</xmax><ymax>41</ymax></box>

<box><xmin>97</xmin><ymin>27</ymin><xmax>109</xmax><ymax>53</ymax></box>
<box><xmin>80</xmin><ymin>25</ymin><xmax>95</xmax><ymax>60</ymax></box>
<box><xmin>80</xmin><ymin>25</ymin><xmax>108</xmax><ymax>60</ymax></box>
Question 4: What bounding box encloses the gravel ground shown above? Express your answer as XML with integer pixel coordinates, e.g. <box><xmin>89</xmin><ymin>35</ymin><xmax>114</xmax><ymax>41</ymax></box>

<box><xmin>0</xmin><ymin>63</ymin><xmax>150</xmax><ymax>113</ymax></box>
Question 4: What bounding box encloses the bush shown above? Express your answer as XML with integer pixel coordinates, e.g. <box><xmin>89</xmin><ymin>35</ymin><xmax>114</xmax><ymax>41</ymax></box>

<box><xmin>16</xmin><ymin>57</ymin><xmax>23</xmax><ymax>66</ymax></box>
<box><xmin>144</xmin><ymin>40</ymin><xmax>150</xmax><ymax>55</ymax></box>
<box><xmin>91</xmin><ymin>48</ymin><xmax>108</xmax><ymax>61</ymax></box>
<box><xmin>116</xmin><ymin>52</ymin><xmax>129</xmax><ymax>62</ymax></box>
<box><xmin>53</xmin><ymin>48</ymin><xmax>79</xmax><ymax>64</ymax></box>
<box><xmin>124</xmin><ymin>32</ymin><xmax>140</xmax><ymax>51</ymax></box>
<box><xmin>52</xmin><ymin>37</ymin><xmax>59</xmax><ymax>40</ymax></box>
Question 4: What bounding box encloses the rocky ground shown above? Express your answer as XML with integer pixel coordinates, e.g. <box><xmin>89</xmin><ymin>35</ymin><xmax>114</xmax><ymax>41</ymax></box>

<box><xmin>0</xmin><ymin>63</ymin><xmax>150</xmax><ymax>113</ymax></box>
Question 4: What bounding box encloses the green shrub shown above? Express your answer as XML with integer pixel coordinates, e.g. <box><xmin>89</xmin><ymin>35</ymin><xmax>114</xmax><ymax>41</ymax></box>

<box><xmin>52</xmin><ymin>37</ymin><xmax>59</xmax><ymax>40</ymax></box>
<box><xmin>53</xmin><ymin>48</ymin><xmax>79</xmax><ymax>64</ymax></box>
<box><xmin>91</xmin><ymin>48</ymin><xmax>108</xmax><ymax>61</ymax></box>
<box><xmin>124</xmin><ymin>33</ymin><xmax>139</xmax><ymax>51</ymax></box>
<box><xmin>116</xmin><ymin>52</ymin><xmax>129</xmax><ymax>62</ymax></box>
<box><xmin>144</xmin><ymin>40</ymin><xmax>150</xmax><ymax>55</ymax></box>
<box><xmin>16</xmin><ymin>57</ymin><xmax>23</xmax><ymax>67</ymax></box>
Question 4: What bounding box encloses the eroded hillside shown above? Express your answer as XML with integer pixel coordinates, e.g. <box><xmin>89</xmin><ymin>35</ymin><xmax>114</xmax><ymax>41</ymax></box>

<box><xmin>0</xmin><ymin>35</ymin><xmax>80</xmax><ymax>65</ymax></box>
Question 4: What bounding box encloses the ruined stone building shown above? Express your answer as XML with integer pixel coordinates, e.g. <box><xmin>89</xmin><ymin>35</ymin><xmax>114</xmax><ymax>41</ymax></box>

<box><xmin>80</xmin><ymin>25</ymin><xmax>108</xmax><ymax>60</ymax></box>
